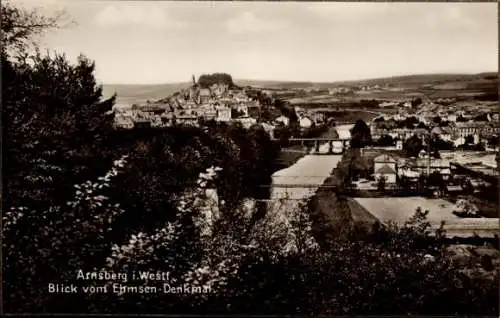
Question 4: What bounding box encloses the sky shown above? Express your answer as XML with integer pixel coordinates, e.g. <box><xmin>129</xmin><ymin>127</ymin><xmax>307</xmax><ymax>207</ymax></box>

<box><xmin>14</xmin><ymin>0</ymin><xmax>499</xmax><ymax>84</ymax></box>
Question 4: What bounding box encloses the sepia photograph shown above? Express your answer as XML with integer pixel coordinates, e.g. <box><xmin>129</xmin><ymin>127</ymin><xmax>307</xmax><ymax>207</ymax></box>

<box><xmin>2</xmin><ymin>0</ymin><xmax>499</xmax><ymax>315</ymax></box>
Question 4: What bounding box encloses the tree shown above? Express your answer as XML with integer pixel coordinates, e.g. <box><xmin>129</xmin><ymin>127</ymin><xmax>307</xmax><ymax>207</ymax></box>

<box><xmin>487</xmin><ymin>136</ymin><xmax>499</xmax><ymax>148</ymax></box>
<box><xmin>432</xmin><ymin>116</ymin><xmax>442</xmax><ymax>124</ymax></box>
<box><xmin>3</xmin><ymin>51</ymin><xmax>117</xmax><ymax>210</ymax></box>
<box><xmin>1</xmin><ymin>0</ymin><xmax>70</xmax><ymax>58</ymax></box>
<box><xmin>474</xmin><ymin>113</ymin><xmax>489</xmax><ymax>122</ymax></box>
<box><xmin>427</xmin><ymin>171</ymin><xmax>445</xmax><ymax>191</ymax></box>
<box><xmin>350</xmin><ymin>119</ymin><xmax>372</xmax><ymax>148</ymax></box>
<box><xmin>411</xmin><ymin>97</ymin><xmax>422</xmax><ymax>108</ymax></box>
<box><xmin>231</xmin><ymin>108</ymin><xmax>246</xmax><ymax>119</ymax></box>
<box><xmin>377</xmin><ymin>175</ymin><xmax>387</xmax><ymax>192</ymax></box>
<box><xmin>377</xmin><ymin>134</ymin><xmax>395</xmax><ymax>147</ymax></box>
<box><xmin>417</xmin><ymin>122</ymin><xmax>428</xmax><ymax>129</ymax></box>
<box><xmin>198</xmin><ymin>73</ymin><xmax>234</xmax><ymax>88</ymax></box>
<box><xmin>403</xmin><ymin>135</ymin><xmax>423</xmax><ymax>158</ymax></box>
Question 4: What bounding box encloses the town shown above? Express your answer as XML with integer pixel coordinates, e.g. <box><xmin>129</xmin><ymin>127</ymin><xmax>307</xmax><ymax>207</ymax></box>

<box><xmin>3</xmin><ymin>0</ymin><xmax>498</xmax><ymax>315</ymax></box>
<box><xmin>112</xmin><ymin>73</ymin><xmax>499</xmax><ymax>224</ymax></box>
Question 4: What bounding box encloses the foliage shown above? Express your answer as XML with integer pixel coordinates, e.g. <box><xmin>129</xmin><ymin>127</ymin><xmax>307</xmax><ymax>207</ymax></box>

<box><xmin>375</xmin><ymin>134</ymin><xmax>395</xmax><ymax>147</ymax></box>
<box><xmin>411</xmin><ymin>97</ymin><xmax>422</xmax><ymax>108</ymax></box>
<box><xmin>1</xmin><ymin>0</ymin><xmax>69</xmax><ymax>58</ymax></box>
<box><xmin>3</xmin><ymin>156</ymin><xmax>129</xmax><ymax>311</ymax></box>
<box><xmin>350</xmin><ymin>119</ymin><xmax>372</xmax><ymax>148</ymax></box>
<box><xmin>397</xmin><ymin>116</ymin><xmax>420</xmax><ymax>129</ymax></box>
<box><xmin>3</xmin><ymin>2</ymin><xmax>498</xmax><ymax>315</ymax></box>
<box><xmin>430</xmin><ymin>136</ymin><xmax>454</xmax><ymax>151</ymax></box>
<box><xmin>474</xmin><ymin>113</ymin><xmax>489</xmax><ymax>122</ymax></box>
<box><xmin>487</xmin><ymin>136</ymin><xmax>499</xmax><ymax>148</ymax></box>
<box><xmin>403</xmin><ymin>134</ymin><xmax>424</xmax><ymax>157</ymax></box>
<box><xmin>198</xmin><ymin>73</ymin><xmax>234</xmax><ymax>88</ymax></box>
<box><xmin>3</xmin><ymin>50</ymin><xmax>117</xmax><ymax>211</ymax></box>
<box><xmin>377</xmin><ymin>175</ymin><xmax>387</xmax><ymax>191</ymax></box>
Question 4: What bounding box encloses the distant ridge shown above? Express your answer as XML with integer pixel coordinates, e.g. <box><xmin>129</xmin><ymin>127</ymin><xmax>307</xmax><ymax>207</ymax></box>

<box><xmin>103</xmin><ymin>72</ymin><xmax>497</xmax><ymax>106</ymax></box>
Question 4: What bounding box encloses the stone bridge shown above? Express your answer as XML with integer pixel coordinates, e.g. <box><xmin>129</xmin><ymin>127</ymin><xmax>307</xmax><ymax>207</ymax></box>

<box><xmin>274</xmin><ymin>137</ymin><xmax>350</xmax><ymax>154</ymax></box>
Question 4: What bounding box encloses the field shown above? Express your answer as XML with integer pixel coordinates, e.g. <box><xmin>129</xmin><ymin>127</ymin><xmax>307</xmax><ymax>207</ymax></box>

<box><xmin>353</xmin><ymin>197</ymin><xmax>499</xmax><ymax>238</ymax></box>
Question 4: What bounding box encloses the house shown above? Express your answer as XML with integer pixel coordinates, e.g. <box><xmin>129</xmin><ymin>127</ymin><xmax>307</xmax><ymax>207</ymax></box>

<box><xmin>441</xmin><ymin>127</ymin><xmax>453</xmax><ymax>141</ymax></box>
<box><xmin>202</xmin><ymin>109</ymin><xmax>217</xmax><ymax>121</ymax></box>
<box><xmin>275</xmin><ymin>115</ymin><xmax>290</xmax><ymax>126</ymax></box>
<box><xmin>379</xmin><ymin>101</ymin><xmax>398</xmax><ymax>108</ymax></box>
<box><xmin>396</xmin><ymin>140</ymin><xmax>403</xmax><ymax>150</ymax></box>
<box><xmin>374</xmin><ymin>154</ymin><xmax>398</xmax><ymax>174</ymax></box>
<box><xmin>159</xmin><ymin>114</ymin><xmax>175</xmax><ymax>127</ymax></box>
<box><xmin>210</xmin><ymin>83</ymin><xmax>228</xmax><ymax>97</ymax></box>
<box><xmin>399</xmin><ymin>168</ymin><xmax>420</xmax><ymax>180</ymax></box>
<box><xmin>454</xmin><ymin>122</ymin><xmax>483</xmax><ymax>138</ymax></box>
<box><xmin>453</xmin><ymin>136</ymin><xmax>466</xmax><ymax>147</ymax></box>
<box><xmin>114</xmin><ymin>116</ymin><xmax>134</xmax><ymax>129</ymax></box>
<box><xmin>236</xmin><ymin>104</ymin><xmax>249</xmax><ymax>116</ymax></box>
<box><xmin>447</xmin><ymin>114</ymin><xmax>457</xmax><ymax>122</ymax></box>
<box><xmin>375</xmin><ymin>164</ymin><xmax>398</xmax><ymax>184</ymax></box>
<box><xmin>445</xmin><ymin>185</ymin><xmax>464</xmax><ymax>195</ymax></box>
<box><xmin>490</xmin><ymin>112</ymin><xmax>500</xmax><ymax>121</ymax></box>
<box><xmin>299</xmin><ymin>117</ymin><xmax>313</xmax><ymax>129</ymax></box>
<box><xmin>215</xmin><ymin>105</ymin><xmax>231</xmax><ymax>122</ymax></box>
<box><xmin>260</xmin><ymin>122</ymin><xmax>275</xmax><ymax>139</ymax></box>
<box><xmin>431</xmin><ymin>126</ymin><xmax>444</xmax><ymax>136</ymax></box>
<box><xmin>199</xmin><ymin>88</ymin><xmax>212</xmax><ymax>103</ymax></box>
<box><xmin>176</xmin><ymin>114</ymin><xmax>199</xmax><ymax>126</ymax></box>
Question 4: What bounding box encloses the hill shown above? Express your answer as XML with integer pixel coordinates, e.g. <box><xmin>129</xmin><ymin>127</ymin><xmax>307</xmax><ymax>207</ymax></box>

<box><xmin>102</xmin><ymin>83</ymin><xmax>191</xmax><ymax>107</ymax></box>
<box><xmin>103</xmin><ymin>72</ymin><xmax>497</xmax><ymax>107</ymax></box>
<box><xmin>236</xmin><ymin>73</ymin><xmax>497</xmax><ymax>89</ymax></box>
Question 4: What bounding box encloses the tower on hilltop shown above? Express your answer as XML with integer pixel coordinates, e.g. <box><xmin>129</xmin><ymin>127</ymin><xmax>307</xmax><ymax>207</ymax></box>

<box><xmin>192</xmin><ymin>74</ymin><xmax>196</xmax><ymax>85</ymax></box>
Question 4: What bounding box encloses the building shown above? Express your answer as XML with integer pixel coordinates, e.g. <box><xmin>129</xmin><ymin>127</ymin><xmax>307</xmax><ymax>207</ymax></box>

<box><xmin>202</xmin><ymin>109</ymin><xmax>217</xmax><ymax>121</ymax></box>
<box><xmin>274</xmin><ymin>115</ymin><xmax>290</xmax><ymax>126</ymax></box>
<box><xmin>199</xmin><ymin>88</ymin><xmax>212</xmax><ymax>103</ymax></box>
<box><xmin>236</xmin><ymin>104</ymin><xmax>249</xmax><ymax>116</ymax></box>
<box><xmin>215</xmin><ymin>105</ymin><xmax>231</xmax><ymax>122</ymax></box>
<box><xmin>396</xmin><ymin>140</ymin><xmax>403</xmax><ymax>150</ymax></box>
<box><xmin>447</xmin><ymin>114</ymin><xmax>457</xmax><ymax>122</ymax></box>
<box><xmin>176</xmin><ymin>114</ymin><xmax>199</xmax><ymax>126</ymax></box>
<box><xmin>441</xmin><ymin>127</ymin><xmax>453</xmax><ymax>141</ymax></box>
<box><xmin>375</xmin><ymin>164</ymin><xmax>398</xmax><ymax>184</ymax></box>
<box><xmin>235</xmin><ymin>117</ymin><xmax>257</xmax><ymax>129</ymax></box>
<box><xmin>374</xmin><ymin>154</ymin><xmax>398</xmax><ymax>174</ymax></box>
<box><xmin>299</xmin><ymin>117</ymin><xmax>313</xmax><ymax>129</ymax></box>
<box><xmin>454</xmin><ymin>122</ymin><xmax>483</xmax><ymax>138</ymax></box>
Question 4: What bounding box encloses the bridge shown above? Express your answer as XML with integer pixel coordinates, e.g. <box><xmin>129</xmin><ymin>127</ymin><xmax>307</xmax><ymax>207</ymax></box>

<box><xmin>259</xmin><ymin>184</ymin><xmax>338</xmax><ymax>188</ymax></box>
<box><xmin>272</xmin><ymin>137</ymin><xmax>351</xmax><ymax>154</ymax></box>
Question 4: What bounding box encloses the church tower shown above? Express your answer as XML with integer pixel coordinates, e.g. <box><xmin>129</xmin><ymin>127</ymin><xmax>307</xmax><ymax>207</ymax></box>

<box><xmin>192</xmin><ymin>74</ymin><xmax>196</xmax><ymax>85</ymax></box>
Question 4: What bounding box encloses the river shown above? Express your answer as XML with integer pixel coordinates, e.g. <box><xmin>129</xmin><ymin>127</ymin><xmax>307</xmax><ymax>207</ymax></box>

<box><xmin>266</xmin><ymin>124</ymin><xmax>353</xmax><ymax>217</ymax></box>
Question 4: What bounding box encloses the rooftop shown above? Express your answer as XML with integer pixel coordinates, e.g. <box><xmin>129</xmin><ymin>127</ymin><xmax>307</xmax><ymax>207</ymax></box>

<box><xmin>376</xmin><ymin>164</ymin><xmax>397</xmax><ymax>174</ymax></box>
<box><xmin>374</xmin><ymin>154</ymin><xmax>397</xmax><ymax>163</ymax></box>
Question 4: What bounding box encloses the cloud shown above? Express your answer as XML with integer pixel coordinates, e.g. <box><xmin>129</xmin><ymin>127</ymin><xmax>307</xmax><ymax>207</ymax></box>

<box><xmin>306</xmin><ymin>2</ymin><xmax>393</xmax><ymax>20</ymax></box>
<box><xmin>94</xmin><ymin>5</ymin><xmax>186</xmax><ymax>29</ymax></box>
<box><xmin>423</xmin><ymin>6</ymin><xmax>481</xmax><ymax>31</ymax></box>
<box><xmin>226</xmin><ymin>11</ymin><xmax>287</xmax><ymax>34</ymax></box>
